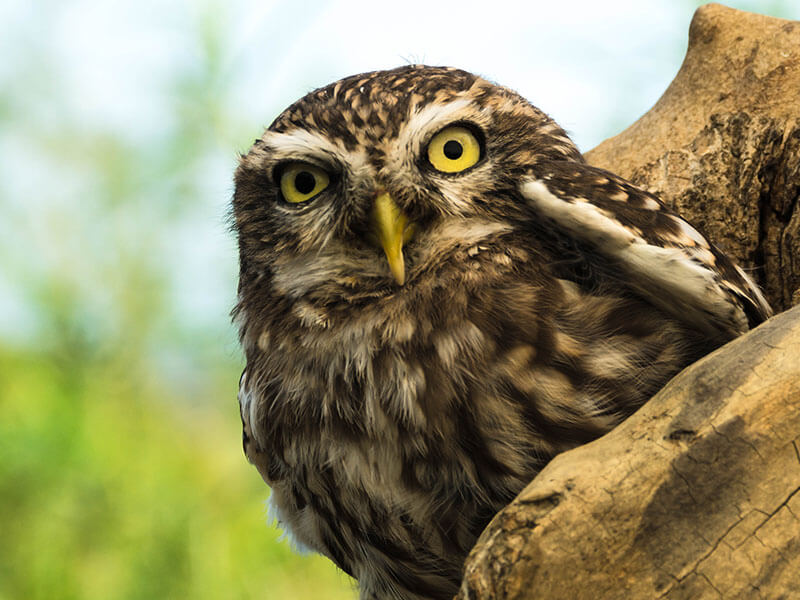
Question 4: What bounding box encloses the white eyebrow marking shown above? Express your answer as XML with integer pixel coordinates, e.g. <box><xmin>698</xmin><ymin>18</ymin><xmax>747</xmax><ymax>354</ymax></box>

<box><xmin>260</xmin><ymin>129</ymin><xmax>373</xmax><ymax>179</ymax></box>
<box><xmin>405</xmin><ymin>98</ymin><xmax>473</xmax><ymax>138</ymax></box>
<box><xmin>261</xmin><ymin>129</ymin><xmax>347</xmax><ymax>159</ymax></box>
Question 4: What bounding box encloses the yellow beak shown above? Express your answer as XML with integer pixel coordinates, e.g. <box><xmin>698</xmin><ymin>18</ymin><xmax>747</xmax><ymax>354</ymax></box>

<box><xmin>370</xmin><ymin>192</ymin><xmax>415</xmax><ymax>285</ymax></box>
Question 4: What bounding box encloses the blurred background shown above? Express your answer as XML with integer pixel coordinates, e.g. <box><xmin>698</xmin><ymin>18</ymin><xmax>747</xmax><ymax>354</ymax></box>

<box><xmin>1</xmin><ymin>1</ymin><xmax>796</xmax><ymax>598</ymax></box>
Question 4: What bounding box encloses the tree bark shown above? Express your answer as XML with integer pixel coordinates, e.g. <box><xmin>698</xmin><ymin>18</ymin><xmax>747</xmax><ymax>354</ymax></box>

<box><xmin>458</xmin><ymin>4</ymin><xmax>800</xmax><ymax>599</ymax></box>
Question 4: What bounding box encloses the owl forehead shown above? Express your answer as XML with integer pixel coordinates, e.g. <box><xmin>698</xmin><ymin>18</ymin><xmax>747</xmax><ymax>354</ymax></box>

<box><xmin>269</xmin><ymin>66</ymin><xmax>489</xmax><ymax>149</ymax></box>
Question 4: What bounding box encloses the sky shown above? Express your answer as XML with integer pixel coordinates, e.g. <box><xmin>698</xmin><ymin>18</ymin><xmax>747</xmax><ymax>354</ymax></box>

<box><xmin>1</xmin><ymin>0</ymin><xmax>797</xmax><ymax>357</ymax></box>
<box><xmin>16</xmin><ymin>0</ymin><xmax>793</xmax><ymax>150</ymax></box>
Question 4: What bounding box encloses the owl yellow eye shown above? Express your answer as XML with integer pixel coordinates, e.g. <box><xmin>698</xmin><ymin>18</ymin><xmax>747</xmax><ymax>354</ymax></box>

<box><xmin>426</xmin><ymin>126</ymin><xmax>482</xmax><ymax>173</ymax></box>
<box><xmin>279</xmin><ymin>163</ymin><xmax>330</xmax><ymax>203</ymax></box>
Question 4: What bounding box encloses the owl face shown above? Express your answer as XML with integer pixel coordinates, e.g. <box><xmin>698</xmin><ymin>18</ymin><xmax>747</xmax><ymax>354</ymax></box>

<box><xmin>233</xmin><ymin>65</ymin><xmax>582</xmax><ymax>302</ymax></box>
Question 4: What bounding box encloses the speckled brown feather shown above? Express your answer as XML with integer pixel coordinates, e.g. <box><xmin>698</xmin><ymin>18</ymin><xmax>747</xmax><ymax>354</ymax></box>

<box><xmin>232</xmin><ymin>65</ymin><xmax>770</xmax><ymax>600</ymax></box>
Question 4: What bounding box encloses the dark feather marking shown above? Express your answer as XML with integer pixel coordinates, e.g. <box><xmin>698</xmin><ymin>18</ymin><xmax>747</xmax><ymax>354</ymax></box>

<box><xmin>505</xmin><ymin>383</ymin><xmax>608</xmax><ymax>447</ymax></box>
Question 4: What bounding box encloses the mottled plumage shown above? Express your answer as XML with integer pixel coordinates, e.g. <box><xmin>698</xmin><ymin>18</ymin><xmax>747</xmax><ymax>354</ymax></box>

<box><xmin>232</xmin><ymin>65</ymin><xmax>770</xmax><ymax>600</ymax></box>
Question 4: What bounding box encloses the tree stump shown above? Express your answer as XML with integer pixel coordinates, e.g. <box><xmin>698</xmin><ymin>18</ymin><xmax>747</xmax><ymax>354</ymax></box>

<box><xmin>458</xmin><ymin>5</ymin><xmax>800</xmax><ymax>599</ymax></box>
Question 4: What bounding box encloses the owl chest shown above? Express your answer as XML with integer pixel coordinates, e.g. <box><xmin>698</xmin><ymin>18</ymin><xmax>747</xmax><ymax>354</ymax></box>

<box><xmin>255</xmin><ymin>279</ymin><xmax>700</xmax><ymax>597</ymax></box>
<box><xmin>269</xmin><ymin>346</ymin><xmax>511</xmax><ymax>589</ymax></box>
<box><xmin>278</xmin><ymin>300</ymin><xmax>497</xmax><ymax>441</ymax></box>
<box><xmin>266</xmin><ymin>286</ymin><xmax>697</xmax><ymax>501</ymax></box>
<box><xmin>265</xmin><ymin>301</ymin><xmax>541</xmax><ymax>513</ymax></box>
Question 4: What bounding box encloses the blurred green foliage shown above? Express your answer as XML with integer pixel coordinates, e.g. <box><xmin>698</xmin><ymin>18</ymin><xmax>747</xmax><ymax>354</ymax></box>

<box><xmin>0</xmin><ymin>348</ymin><xmax>355</xmax><ymax>600</ymax></box>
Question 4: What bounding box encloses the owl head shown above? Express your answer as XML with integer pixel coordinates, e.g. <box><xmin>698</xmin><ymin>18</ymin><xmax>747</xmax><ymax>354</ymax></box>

<box><xmin>232</xmin><ymin>65</ymin><xmax>582</xmax><ymax>305</ymax></box>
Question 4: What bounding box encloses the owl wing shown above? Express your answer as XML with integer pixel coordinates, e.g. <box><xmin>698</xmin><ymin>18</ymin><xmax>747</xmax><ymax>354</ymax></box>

<box><xmin>520</xmin><ymin>161</ymin><xmax>772</xmax><ymax>339</ymax></box>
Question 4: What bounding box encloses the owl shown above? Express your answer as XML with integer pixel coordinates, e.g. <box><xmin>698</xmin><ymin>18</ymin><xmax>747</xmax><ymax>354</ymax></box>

<box><xmin>232</xmin><ymin>66</ymin><xmax>771</xmax><ymax>600</ymax></box>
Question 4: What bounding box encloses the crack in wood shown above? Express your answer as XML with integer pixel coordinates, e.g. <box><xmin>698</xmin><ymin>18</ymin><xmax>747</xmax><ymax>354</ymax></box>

<box><xmin>751</xmin><ymin>485</ymin><xmax>800</xmax><ymax>538</ymax></box>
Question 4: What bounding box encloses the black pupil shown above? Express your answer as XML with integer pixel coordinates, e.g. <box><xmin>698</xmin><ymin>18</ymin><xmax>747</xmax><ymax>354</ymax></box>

<box><xmin>443</xmin><ymin>139</ymin><xmax>463</xmax><ymax>160</ymax></box>
<box><xmin>294</xmin><ymin>171</ymin><xmax>316</xmax><ymax>195</ymax></box>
